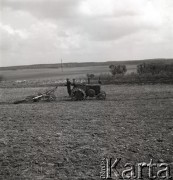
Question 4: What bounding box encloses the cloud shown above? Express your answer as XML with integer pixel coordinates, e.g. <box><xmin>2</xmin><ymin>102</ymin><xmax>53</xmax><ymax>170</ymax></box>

<box><xmin>0</xmin><ymin>0</ymin><xmax>173</xmax><ymax>66</ymax></box>
<box><xmin>75</xmin><ymin>0</ymin><xmax>165</xmax><ymax>41</ymax></box>
<box><xmin>1</xmin><ymin>0</ymin><xmax>82</xmax><ymax>19</ymax></box>
<box><xmin>0</xmin><ymin>7</ymin><xmax>87</xmax><ymax>66</ymax></box>
<box><xmin>0</xmin><ymin>23</ymin><xmax>27</xmax><ymax>52</ymax></box>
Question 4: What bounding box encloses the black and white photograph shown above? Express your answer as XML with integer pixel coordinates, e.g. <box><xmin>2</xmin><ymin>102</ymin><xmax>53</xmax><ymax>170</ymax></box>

<box><xmin>0</xmin><ymin>0</ymin><xmax>173</xmax><ymax>179</ymax></box>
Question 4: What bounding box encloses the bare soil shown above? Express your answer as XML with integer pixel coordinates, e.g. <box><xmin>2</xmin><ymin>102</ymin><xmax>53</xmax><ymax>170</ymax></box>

<box><xmin>0</xmin><ymin>84</ymin><xmax>173</xmax><ymax>179</ymax></box>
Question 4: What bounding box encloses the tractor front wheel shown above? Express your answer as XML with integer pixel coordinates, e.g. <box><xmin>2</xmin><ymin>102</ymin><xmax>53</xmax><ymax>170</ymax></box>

<box><xmin>96</xmin><ymin>91</ymin><xmax>106</xmax><ymax>100</ymax></box>
<box><xmin>87</xmin><ymin>89</ymin><xmax>95</xmax><ymax>97</ymax></box>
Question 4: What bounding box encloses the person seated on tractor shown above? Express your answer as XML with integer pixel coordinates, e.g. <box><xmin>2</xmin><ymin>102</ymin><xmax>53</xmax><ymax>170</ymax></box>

<box><xmin>66</xmin><ymin>78</ymin><xmax>72</xmax><ymax>96</ymax></box>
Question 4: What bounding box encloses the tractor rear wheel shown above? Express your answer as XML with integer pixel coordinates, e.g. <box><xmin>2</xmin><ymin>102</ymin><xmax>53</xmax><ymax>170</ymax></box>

<box><xmin>71</xmin><ymin>88</ymin><xmax>86</xmax><ymax>101</ymax></box>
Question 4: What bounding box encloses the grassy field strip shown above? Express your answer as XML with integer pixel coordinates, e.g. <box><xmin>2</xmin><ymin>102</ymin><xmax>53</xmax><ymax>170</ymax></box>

<box><xmin>0</xmin><ymin>65</ymin><xmax>136</xmax><ymax>81</ymax></box>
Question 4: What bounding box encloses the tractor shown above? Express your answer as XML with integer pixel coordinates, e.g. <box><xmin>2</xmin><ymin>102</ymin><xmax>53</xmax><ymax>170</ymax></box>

<box><xmin>71</xmin><ymin>84</ymin><xmax>106</xmax><ymax>101</ymax></box>
<box><xmin>13</xmin><ymin>80</ymin><xmax>106</xmax><ymax>104</ymax></box>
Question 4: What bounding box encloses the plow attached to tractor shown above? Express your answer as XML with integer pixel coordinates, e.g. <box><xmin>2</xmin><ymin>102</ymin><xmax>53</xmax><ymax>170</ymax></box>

<box><xmin>14</xmin><ymin>86</ymin><xmax>58</xmax><ymax>104</ymax></box>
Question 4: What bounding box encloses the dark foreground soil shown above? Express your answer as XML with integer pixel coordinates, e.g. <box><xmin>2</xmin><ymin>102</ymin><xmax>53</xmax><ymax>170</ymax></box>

<box><xmin>0</xmin><ymin>85</ymin><xmax>173</xmax><ymax>179</ymax></box>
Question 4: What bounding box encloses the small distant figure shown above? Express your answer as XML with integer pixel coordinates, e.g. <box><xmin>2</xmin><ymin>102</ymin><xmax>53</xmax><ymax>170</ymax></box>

<box><xmin>98</xmin><ymin>77</ymin><xmax>102</xmax><ymax>84</ymax></box>
<box><xmin>72</xmin><ymin>78</ymin><xmax>76</xmax><ymax>87</ymax></box>
<box><xmin>66</xmin><ymin>78</ymin><xmax>71</xmax><ymax>96</ymax></box>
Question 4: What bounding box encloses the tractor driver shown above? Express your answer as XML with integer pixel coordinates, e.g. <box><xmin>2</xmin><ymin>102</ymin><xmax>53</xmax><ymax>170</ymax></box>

<box><xmin>66</xmin><ymin>78</ymin><xmax>71</xmax><ymax>96</ymax></box>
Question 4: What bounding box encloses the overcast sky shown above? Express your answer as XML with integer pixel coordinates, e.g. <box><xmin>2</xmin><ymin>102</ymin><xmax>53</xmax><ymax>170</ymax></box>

<box><xmin>0</xmin><ymin>0</ymin><xmax>173</xmax><ymax>67</ymax></box>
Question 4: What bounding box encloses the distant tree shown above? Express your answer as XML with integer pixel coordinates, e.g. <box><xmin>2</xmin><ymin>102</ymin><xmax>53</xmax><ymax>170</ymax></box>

<box><xmin>86</xmin><ymin>74</ymin><xmax>95</xmax><ymax>79</ymax></box>
<box><xmin>109</xmin><ymin>65</ymin><xmax>127</xmax><ymax>76</ymax></box>
<box><xmin>137</xmin><ymin>63</ymin><xmax>173</xmax><ymax>75</ymax></box>
<box><xmin>109</xmin><ymin>64</ymin><xmax>114</xmax><ymax>70</ymax></box>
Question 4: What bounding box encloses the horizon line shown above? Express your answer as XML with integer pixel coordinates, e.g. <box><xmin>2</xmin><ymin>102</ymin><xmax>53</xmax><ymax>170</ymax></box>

<box><xmin>0</xmin><ymin>58</ymin><xmax>173</xmax><ymax>68</ymax></box>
